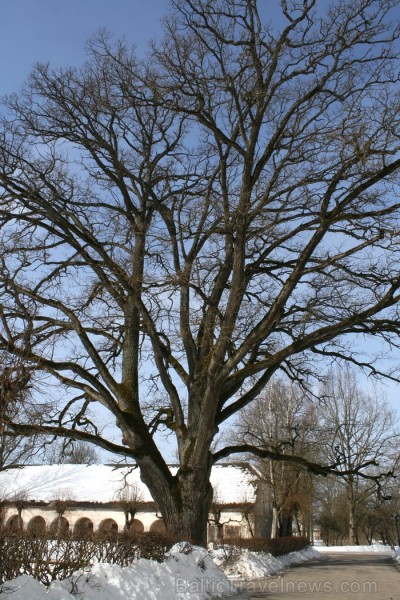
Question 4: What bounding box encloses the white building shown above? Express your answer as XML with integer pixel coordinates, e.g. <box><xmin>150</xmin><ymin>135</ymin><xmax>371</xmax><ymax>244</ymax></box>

<box><xmin>0</xmin><ymin>463</ymin><xmax>272</xmax><ymax>540</ymax></box>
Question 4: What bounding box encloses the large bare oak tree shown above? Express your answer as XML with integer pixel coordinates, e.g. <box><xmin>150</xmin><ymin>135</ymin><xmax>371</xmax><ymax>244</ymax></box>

<box><xmin>230</xmin><ymin>379</ymin><xmax>319</xmax><ymax>538</ymax></box>
<box><xmin>318</xmin><ymin>367</ymin><xmax>399</xmax><ymax>544</ymax></box>
<box><xmin>1</xmin><ymin>0</ymin><xmax>400</xmax><ymax>543</ymax></box>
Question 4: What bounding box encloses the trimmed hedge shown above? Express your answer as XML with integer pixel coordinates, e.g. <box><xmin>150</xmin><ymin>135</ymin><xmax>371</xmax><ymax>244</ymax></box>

<box><xmin>0</xmin><ymin>530</ymin><xmax>177</xmax><ymax>587</ymax></box>
<box><xmin>222</xmin><ymin>535</ymin><xmax>310</xmax><ymax>556</ymax></box>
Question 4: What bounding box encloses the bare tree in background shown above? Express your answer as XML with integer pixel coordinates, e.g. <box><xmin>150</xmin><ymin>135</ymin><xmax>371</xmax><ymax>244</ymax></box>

<box><xmin>115</xmin><ymin>483</ymin><xmax>143</xmax><ymax>533</ymax></box>
<box><xmin>46</xmin><ymin>439</ymin><xmax>100</xmax><ymax>465</ymax></box>
<box><xmin>317</xmin><ymin>470</ymin><xmax>400</xmax><ymax>546</ymax></box>
<box><xmin>317</xmin><ymin>478</ymin><xmax>349</xmax><ymax>545</ymax></box>
<box><xmin>318</xmin><ymin>367</ymin><xmax>399</xmax><ymax>544</ymax></box>
<box><xmin>1</xmin><ymin>0</ymin><xmax>400</xmax><ymax>542</ymax></box>
<box><xmin>231</xmin><ymin>379</ymin><xmax>318</xmax><ymax>538</ymax></box>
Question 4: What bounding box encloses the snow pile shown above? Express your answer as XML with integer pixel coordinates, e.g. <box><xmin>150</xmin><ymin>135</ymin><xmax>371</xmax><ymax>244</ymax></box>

<box><xmin>214</xmin><ymin>546</ymin><xmax>320</xmax><ymax>580</ymax></box>
<box><xmin>317</xmin><ymin>543</ymin><xmax>392</xmax><ymax>553</ymax></box>
<box><xmin>392</xmin><ymin>547</ymin><xmax>400</xmax><ymax>565</ymax></box>
<box><xmin>272</xmin><ymin>547</ymin><xmax>321</xmax><ymax>568</ymax></box>
<box><xmin>0</xmin><ymin>544</ymin><xmax>237</xmax><ymax>600</ymax></box>
<box><xmin>0</xmin><ymin>544</ymin><xmax>321</xmax><ymax>599</ymax></box>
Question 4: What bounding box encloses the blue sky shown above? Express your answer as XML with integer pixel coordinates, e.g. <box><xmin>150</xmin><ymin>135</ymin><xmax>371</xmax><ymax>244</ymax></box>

<box><xmin>0</xmin><ymin>0</ymin><xmax>168</xmax><ymax>97</ymax></box>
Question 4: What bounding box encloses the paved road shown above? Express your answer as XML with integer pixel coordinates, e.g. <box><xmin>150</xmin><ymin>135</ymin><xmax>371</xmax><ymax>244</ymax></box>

<box><xmin>229</xmin><ymin>552</ymin><xmax>400</xmax><ymax>599</ymax></box>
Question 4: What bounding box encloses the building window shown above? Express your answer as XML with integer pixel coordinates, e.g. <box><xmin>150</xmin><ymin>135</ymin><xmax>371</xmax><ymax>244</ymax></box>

<box><xmin>6</xmin><ymin>514</ymin><xmax>22</xmax><ymax>532</ymax></box>
<box><xmin>50</xmin><ymin>516</ymin><xmax>69</xmax><ymax>536</ymax></box>
<box><xmin>27</xmin><ymin>516</ymin><xmax>46</xmax><ymax>535</ymax></box>
<box><xmin>74</xmin><ymin>517</ymin><xmax>94</xmax><ymax>537</ymax></box>
<box><xmin>150</xmin><ymin>519</ymin><xmax>166</xmax><ymax>534</ymax></box>
<box><xmin>98</xmin><ymin>518</ymin><xmax>118</xmax><ymax>536</ymax></box>
<box><xmin>223</xmin><ymin>524</ymin><xmax>241</xmax><ymax>538</ymax></box>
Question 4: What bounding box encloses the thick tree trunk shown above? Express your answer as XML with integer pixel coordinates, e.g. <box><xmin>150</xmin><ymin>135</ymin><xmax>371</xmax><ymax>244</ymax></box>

<box><xmin>271</xmin><ymin>505</ymin><xmax>279</xmax><ymax>538</ymax></box>
<box><xmin>279</xmin><ymin>511</ymin><xmax>293</xmax><ymax>537</ymax></box>
<box><xmin>346</xmin><ymin>481</ymin><xmax>359</xmax><ymax>545</ymax></box>
<box><xmin>117</xmin><ymin>399</ymin><xmax>215</xmax><ymax>545</ymax></box>
<box><xmin>348</xmin><ymin>506</ymin><xmax>358</xmax><ymax>545</ymax></box>
<box><xmin>161</xmin><ymin>483</ymin><xmax>213</xmax><ymax>545</ymax></box>
<box><xmin>137</xmin><ymin>456</ymin><xmax>213</xmax><ymax>546</ymax></box>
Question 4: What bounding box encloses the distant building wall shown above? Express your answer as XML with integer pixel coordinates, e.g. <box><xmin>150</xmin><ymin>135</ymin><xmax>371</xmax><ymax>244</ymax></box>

<box><xmin>0</xmin><ymin>463</ymin><xmax>272</xmax><ymax>540</ymax></box>
<box><xmin>2</xmin><ymin>505</ymin><xmax>161</xmax><ymax>535</ymax></box>
<box><xmin>2</xmin><ymin>504</ymin><xmax>255</xmax><ymax>539</ymax></box>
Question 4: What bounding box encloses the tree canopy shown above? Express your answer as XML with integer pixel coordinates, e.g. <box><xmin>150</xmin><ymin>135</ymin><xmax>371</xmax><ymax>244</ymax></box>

<box><xmin>1</xmin><ymin>0</ymin><xmax>400</xmax><ymax>543</ymax></box>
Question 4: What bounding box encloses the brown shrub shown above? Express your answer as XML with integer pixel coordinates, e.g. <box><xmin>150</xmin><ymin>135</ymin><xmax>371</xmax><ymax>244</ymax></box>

<box><xmin>222</xmin><ymin>536</ymin><xmax>310</xmax><ymax>556</ymax></box>
<box><xmin>0</xmin><ymin>528</ymin><xmax>179</xmax><ymax>587</ymax></box>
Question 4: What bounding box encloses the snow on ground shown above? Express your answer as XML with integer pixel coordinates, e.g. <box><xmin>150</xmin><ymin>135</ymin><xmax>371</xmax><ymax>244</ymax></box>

<box><xmin>0</xmin><ymin>545</ymin><xmax>318</xmax><ymax>600</ymax></box>
<box><xmin>316</xmin><ymin>543</ymin><xmax>392</xmax><ymax>553</ymax></box>
<box><xmin>215</xmin><ymin>546</ymin><xmax>321</xmax><ymax>581</ymax></box>
<box><xmin>2</xmin><ymin>543</ymin><xmax>397</xmax><ymax>599</ymax></box>
<box><xmin>393</xmin><ymin>547</ymin><xmax>400</xmax><ymax>565</ymax></box>
<box><xmin>0</xmin><ymin>544</ymin><xmax>236</xmax><ymax>600</ymax></box>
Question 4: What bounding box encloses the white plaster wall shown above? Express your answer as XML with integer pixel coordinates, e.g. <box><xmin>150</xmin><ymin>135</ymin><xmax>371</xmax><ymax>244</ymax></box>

<box><xmin>3</xmin><ymin>505</ymin><xmax>166</xmax><ymax>533</ymax></box>
<box><xmin>3</xmin><ymin>505</ymin><xmax>253</xmax><ymax>537</ymax></box>
<box><xmin>218</xmin><ymin>510</ymin><xmax>254</xmax><ymax>538</ymax></box>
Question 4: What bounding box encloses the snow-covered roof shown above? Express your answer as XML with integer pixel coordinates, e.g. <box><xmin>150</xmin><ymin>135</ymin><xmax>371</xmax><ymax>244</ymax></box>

<box><xmin>0</xmin><ymin>463</ymin><xmax>258</xmax><ymax>505</ymax></box>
